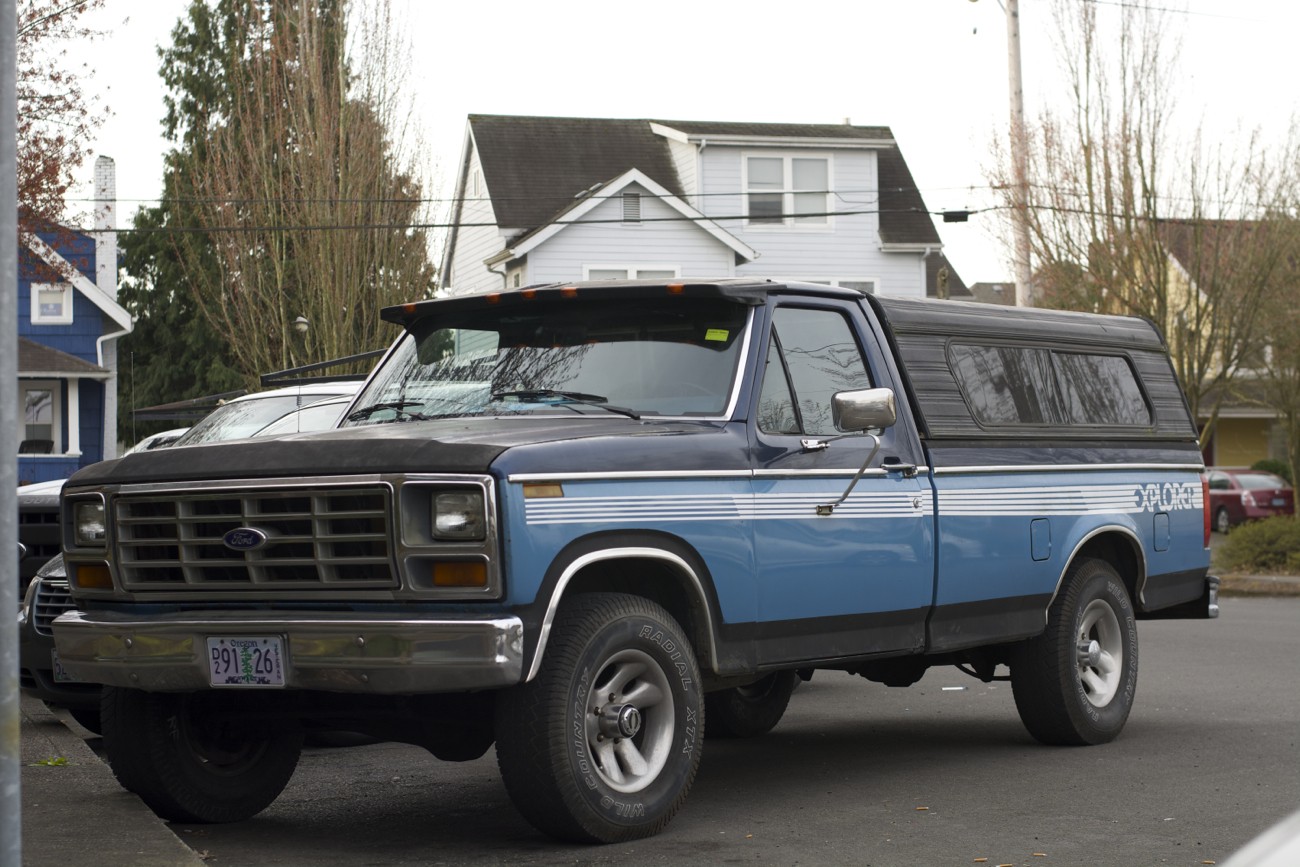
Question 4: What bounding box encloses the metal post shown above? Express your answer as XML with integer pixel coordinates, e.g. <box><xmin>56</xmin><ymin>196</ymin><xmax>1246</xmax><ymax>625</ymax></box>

<box><xmin>1006</xmin><ymin>0</ymin><xmax>1034</xmax><ymax>306</ymax></box>
<box><xmin>2</xmin><ymin>0</ymin><xmax>24</xmax><ymax>862</ymax></box>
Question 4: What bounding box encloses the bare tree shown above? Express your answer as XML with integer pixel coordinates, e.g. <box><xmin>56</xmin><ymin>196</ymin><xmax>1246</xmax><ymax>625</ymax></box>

<box><xmin>1251</xmin><ymin>126</ymin><xmax>1300</xmax><ymax>487</ymax></box>
<box><xmin>17</xmin><ymin>0</ymin><xmax>105</xmax><ymax>230</ymax></box>
<box><xmin>173</xmin><ymin>0</ymin><xmax>435</xmax><ymax>379</ymax></box>
<box><xmin>987</xmin><ymin>0</ymin><xmax>1295</xmax><ymax>444</ymax></box>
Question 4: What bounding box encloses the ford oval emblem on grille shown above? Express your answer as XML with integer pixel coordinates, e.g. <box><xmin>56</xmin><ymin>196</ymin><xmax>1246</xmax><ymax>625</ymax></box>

<box><xmin>223</xmin><ymin>527</ymin><xmax>269</xmax><ymax>551</ymax></box>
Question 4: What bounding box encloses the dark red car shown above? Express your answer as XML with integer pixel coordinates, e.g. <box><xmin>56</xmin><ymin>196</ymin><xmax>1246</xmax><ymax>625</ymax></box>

<box><xmin>1207</xmin><ymin>467</ymin><xmax>1295</xmax><ymax>533</ymax></box>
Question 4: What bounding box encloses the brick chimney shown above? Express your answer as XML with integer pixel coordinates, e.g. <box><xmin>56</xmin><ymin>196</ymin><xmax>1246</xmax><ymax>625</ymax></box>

<box><xmin>94</xmin><ymin>155</ymin><xmax>117</xmax><ymax>298</ymax></box>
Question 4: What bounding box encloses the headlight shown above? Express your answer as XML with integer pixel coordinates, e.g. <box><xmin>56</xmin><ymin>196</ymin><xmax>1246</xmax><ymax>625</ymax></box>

<box><xmin>432</xmin><ymin>490</ymin><xmax>486</xmax><ymax>540</ymax></box>
<box><xmin>73</xmin><ymin>501</ymin><xmax>107</xmax><ymax>546</ymax></box>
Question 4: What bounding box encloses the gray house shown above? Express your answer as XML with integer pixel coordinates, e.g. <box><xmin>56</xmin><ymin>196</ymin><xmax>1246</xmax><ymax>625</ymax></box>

<box><xmin>441</xmin><ymin>115</ymin><xmax>965</xmax><ymax>298</ymax></box>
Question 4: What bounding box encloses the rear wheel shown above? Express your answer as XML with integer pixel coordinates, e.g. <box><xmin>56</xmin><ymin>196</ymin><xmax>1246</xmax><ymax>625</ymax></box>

<box><xmin>101</xmin><ymin>687</ymin><xmax>302</xmax><ymax>823</ymax></box>
<box><xmin>495</xmin><ymin>593</ymin><xmax>703</xmax><ymax>843</ymax></box>
<box><xmin>1215</xmin><ymin>507</ymin><xmax>1232</xmax><ymax>535</ymax></box>
<box><xmin>705</xmin><ymin>670</ymin><xmax>798</xmax><ymax>738</ymax></box>
<box><xmin>1011</xmin><ymin>559</ymin><xmax>1138</xmax><ymax>745</ymax></box>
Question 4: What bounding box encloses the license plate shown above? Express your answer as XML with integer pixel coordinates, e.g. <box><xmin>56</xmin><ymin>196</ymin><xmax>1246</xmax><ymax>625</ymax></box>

<box><xmin>207</xmin><ymin>636</ymin><xmax>286</xmax><ymax>687</ymax></box>
<box><xmin>51</xmin><ymin>650</ymin><xmax>78</xmax><ymax>683</ymax></box>
<box><xmin>1272</xmin><ymin>498</ymin><xmax>1287</xmax><ymax>507</ymax></box>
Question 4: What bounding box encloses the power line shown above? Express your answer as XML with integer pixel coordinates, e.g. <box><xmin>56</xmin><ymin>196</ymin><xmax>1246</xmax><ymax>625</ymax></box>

<box><xmin>1081</xmin><ymin>0</ymin><xmax>1261</xmax><ymax>22</ymax></box>
<box><xmin>63</xmin><ymin>205</ymin><xmax>1004</xmax><ymax>236</ymax></box>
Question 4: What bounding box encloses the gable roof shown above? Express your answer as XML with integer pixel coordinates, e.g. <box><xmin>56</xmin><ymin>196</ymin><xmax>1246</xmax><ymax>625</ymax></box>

<box><xmin>489</xmin><ymin>168</ymin><xmax>757</xmax><ymax>265</ymax></box>
<box><xmin>22</xmin><ymin>230</ymin><xmax>131</xmax><ymax>332</ymax></box>
<box><xmin>470</xmin><ymin>115</ymin><xmax>686</xmax><ymax>230</ymax></box>
<box><xmin>466</xmin><ymin>114</ymin><xmax>942</xmax><ymax>247</ymax></box>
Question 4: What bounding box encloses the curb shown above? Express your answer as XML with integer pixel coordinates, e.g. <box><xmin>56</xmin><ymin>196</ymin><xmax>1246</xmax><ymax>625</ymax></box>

<box><xmin>19</xmin><ymin>695</ymin><xmax>205</xmax><ymax>867</ymax></box>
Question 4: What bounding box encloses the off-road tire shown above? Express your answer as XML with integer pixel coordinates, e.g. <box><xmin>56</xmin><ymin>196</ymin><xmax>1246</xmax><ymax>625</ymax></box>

<box><xmin>495</xmin><ymin>593</ymin><xmax>703</xmax><ymax>843</ymax></box>
<box><xmin>1011</xmin><ymin>558</ymin><xmax>1138</xmax><ymax>745</ymax></box>
<box><xmin>101</xmin><ymin>686</ymin><xmax>302</xmax><ymax>823</ymax></box>
<box><xmin>704</xmin><ymin>670</ymin><xmax>798</xmax><ymax>738</ymax></box>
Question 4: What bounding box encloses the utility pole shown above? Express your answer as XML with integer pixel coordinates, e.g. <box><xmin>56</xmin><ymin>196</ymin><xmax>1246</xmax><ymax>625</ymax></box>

<box><xmin>1006</xmin><ymin>0</ymin><xmax>1034</xmax><ymax>306</ymax></box>
<box><xmin>2</xmin><ymin>0</ymin><xmax>24</xmax><ymax>862</ymax></box>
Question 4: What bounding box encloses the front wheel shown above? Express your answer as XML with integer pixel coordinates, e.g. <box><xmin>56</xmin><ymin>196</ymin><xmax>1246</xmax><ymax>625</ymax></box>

<box><xmin>101</xmin><ymin>687</ymin><xmax>302</xmax><ymax>823</ymax></box>
<box><xmin>1011</xmin><ymin>559</ymin><xmax>1138</xmax><ymax>745</ymax></box>
<box><xmin>495</xmin><ymin>593</ymin><xmax>703</xmax><ymax>843</ymax></box>
<box><xmin>705</xmin><ymin>670</ymin><xmax>798</xmax><ymax>738</ymax></box>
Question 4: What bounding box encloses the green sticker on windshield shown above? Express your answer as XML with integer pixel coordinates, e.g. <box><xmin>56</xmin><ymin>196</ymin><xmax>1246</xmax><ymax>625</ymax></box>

<box><xmin>705</xmin><ymin>328</ymin><xmax>729</xmax><ymax>342</ymax></box>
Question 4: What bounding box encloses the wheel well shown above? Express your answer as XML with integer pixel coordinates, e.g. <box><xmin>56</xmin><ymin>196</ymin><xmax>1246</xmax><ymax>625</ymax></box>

<box><xmin>563</xmin><ymin>557</ymin><xmax>716</xmax><ymax>672</ymax></box>
<box><xmin>1071</xmin><ymin>531</ymin><xmax>1143</xmax><ymax>605</ymax></box>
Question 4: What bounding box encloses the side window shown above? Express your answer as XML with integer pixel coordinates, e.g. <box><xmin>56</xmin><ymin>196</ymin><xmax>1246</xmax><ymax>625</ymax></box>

<box><xmin>949</xmin><ymin>344</ymin><xmax>1059</xmax><ymax>425</ymax></box>
<box><xmin>758</xmin><ymin>340</ymin><xmax>798</xmax><ymax>434</ymax></box>
<box><xmin>1054</xmin><ymin>353</ymin><xmax>1151</xmax><ymax>426</ymax></box>
<box><xmin>759</xmin><ymin>307</ymin><xmax>872</xmax><ymax>437</ymax></box>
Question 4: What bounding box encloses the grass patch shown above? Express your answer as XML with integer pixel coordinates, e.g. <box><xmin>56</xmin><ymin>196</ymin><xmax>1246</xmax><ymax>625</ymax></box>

<box><xmin>1217</xmin><ymin>516</ymin><xmax>1300</xmax><ymax>575</ymax></box>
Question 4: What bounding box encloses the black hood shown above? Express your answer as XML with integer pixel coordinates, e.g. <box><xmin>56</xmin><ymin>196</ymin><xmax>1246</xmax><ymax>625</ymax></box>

<box><xmin>68</xmin><ymin>417</ymin><xmax>708</xmax><ymax>487</ymax></box>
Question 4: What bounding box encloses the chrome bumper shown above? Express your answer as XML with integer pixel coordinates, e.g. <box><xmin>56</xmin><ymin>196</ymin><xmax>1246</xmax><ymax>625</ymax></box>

<box><xmin>52</xmin><ymin>609</ymin><xmax>525</xmax><ymax>694</ymax></box>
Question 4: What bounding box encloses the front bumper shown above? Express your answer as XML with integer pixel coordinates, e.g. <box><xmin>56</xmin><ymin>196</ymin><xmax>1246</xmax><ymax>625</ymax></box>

<box><xmin>53</xmin><ymin>609</ymin><xmax>525</xmax><ymax>694</ymax></box>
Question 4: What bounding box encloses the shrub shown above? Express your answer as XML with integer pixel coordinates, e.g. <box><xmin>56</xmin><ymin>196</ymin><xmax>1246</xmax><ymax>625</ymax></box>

<box><xmin>1250</xmin><ymin>459</ymin><xmax>1293</xmax><ymax>485</ymax></box>
<box><xmin>1218</xmin><ymin>516</ymin><xmax>1300</xmax><ymax>574</ymax></box>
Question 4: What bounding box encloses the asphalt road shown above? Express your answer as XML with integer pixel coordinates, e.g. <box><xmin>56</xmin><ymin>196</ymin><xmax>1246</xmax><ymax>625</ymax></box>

<box><xmin>152</xmin><ymin>597</ymin><xmax>1298</xmax><ymax>866</ymax></box>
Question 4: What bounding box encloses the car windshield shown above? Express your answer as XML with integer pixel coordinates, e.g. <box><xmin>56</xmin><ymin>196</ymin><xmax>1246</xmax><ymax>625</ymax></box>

<box><xmin>1235</xmin><ymin>472</ymin><xmax>1288</xmax><ymax>491</ymax></box>
<box><xmin>256</xmin><ymin>398</ymin><xmax>350</xmax><ymax>437</ymax></box>
<box><xmin>175</xmin><ymin>393</ymin><xmax>347</xmax><ymax>445</ymax></box>
<box><xmin>344</xmin><ymin>297</ymin><xmax>751</xmax><ymax>425</ymax></box>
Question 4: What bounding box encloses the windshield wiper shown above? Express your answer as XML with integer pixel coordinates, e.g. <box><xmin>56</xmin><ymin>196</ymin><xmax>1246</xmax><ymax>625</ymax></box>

<box><xmin>490</xmin><ymin>389</ymin><xmax>641</xmax><ymax>420</ymax></box>
<box><xmin>346</xmin><ymin>400</ymin><xmax>430</xmax><ymax>422</ymax></box>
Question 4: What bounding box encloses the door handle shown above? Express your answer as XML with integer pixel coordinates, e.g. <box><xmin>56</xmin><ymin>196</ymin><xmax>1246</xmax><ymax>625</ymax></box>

<box><xmin>882</xmin><ymin>457</ymin><xmax>918</xmax><ymax>478</ymax></box>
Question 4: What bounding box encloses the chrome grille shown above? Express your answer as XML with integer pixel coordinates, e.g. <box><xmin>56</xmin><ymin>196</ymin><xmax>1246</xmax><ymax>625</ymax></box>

<box><xmin>33</xmin><ymin>578</ymin><xmax>74</xmax><ymax>636</ymax></box>
<box><xmin>114</xmin><ymin>485</ymin><xmax>396</xmax><ymax>590</ymax></box>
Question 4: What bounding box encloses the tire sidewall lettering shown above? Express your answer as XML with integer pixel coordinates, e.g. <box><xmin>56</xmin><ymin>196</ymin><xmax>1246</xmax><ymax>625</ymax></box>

<box><xmin>564</xmin><ymin>615</ymin><xmax>701</xmax><ymax>825</ymax></box>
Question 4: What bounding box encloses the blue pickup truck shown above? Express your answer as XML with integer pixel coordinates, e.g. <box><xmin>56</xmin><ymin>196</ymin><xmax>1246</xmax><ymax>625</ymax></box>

<box><xmin>53</xmin><ymin>279</ymin><xmax>1216</xmax><ymax>843</ymax></box>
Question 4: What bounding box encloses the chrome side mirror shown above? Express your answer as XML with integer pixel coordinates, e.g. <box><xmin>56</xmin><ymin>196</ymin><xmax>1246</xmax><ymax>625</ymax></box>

<box><xmin>833</xmin><ymin>387</ymin><xmax>897</xmax><ymax>433</ymax></box>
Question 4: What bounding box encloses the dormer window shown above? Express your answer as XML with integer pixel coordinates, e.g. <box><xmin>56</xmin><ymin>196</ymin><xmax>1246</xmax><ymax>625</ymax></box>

<box><xmin>31</xmin><ymin>282</ymin><xmax>73</xmax><ymax>325</ymax></box>
<box><xmin>745</xmin><ymin>154</ymin><xmax>830</xmax><ymax>227</ymax></box>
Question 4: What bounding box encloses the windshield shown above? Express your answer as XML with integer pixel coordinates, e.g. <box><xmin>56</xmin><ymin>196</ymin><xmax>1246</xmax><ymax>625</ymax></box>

<box><xmin>345</xmin><ymin>297</ymin><xmax>751</xmax><ymax>425</ymax></box>
<box><xmin>176</xmin><ymin>392</ymin><xmax>349</xmax><ymax>445</ymax></box>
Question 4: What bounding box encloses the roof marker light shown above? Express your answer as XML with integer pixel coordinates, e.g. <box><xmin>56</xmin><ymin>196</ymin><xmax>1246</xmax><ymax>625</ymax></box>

<box><xmin>666</xmin><ymin>283</ymin><xmax>685</xmax><ymax>295</ymax></box>
<box><xmin>485</xmin><ymin>293</ymin><xmax>502</xmax><ymax>305</ymax></box>
<box><xmin>560</xmin><ymin>286</ymin><xmax>578</xmax><ymax>298</ymax></box>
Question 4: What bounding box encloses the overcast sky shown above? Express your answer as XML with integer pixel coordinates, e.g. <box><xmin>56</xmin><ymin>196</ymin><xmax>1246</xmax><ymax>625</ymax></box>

<box><xmin>69</xmin><ymin>0</ymin><xmax>1299</xmax><ymax>286</ymax></box>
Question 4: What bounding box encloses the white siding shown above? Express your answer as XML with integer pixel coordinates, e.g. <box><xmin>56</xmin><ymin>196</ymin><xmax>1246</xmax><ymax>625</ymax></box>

<box><xmin>448</xmin><ymin>145</ymin><xmax>507</xmax><ymax>295</ymax></box>
<box><xmin>665</xmin><ymin>138</ymin><xmax>698</xmax><ymax>205</ymax></box>
<box><xmin>524</xmin><ymin>183</ymin><xmax>735</xmax><ymax>285</ymax></box>
<box><xmin>695</xmin><ymin>146</ymin><xmax>927</xmax><ymax>299</ymax></box>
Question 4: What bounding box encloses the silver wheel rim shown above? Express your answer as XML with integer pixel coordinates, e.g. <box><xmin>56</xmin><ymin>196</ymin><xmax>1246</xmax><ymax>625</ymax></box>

<box><xmin>583</xmin><ymin>648</ymin><xmax>675</xmax><ymax>794</ymax></box>
<box><xmin>1076</xmin><ymin>599</ymin><xmax>1123</xmax><ymax>707</ymax></box>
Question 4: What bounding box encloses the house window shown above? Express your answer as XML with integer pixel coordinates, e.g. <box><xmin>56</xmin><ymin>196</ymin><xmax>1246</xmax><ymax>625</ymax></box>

<box><xmin>19</xmin><ymin>380</ymin><xmax>59</xmax><ymax>454</ymax></box>
<box><xmin>745</xmin><ymin>154</ymin><xmax>830</xmax><ymax>227</ymax></box>
<box><xmin>779</xmin><ymin>278</ymin><xmax>878</xmax><ymax>295</ymax></box>
<box><xmin>585</xmin><ymin>266</ymin><xmax>680</xmax><ymax>281</ymax></box>
<box><xmin>622</xmin><ymin>193</ymin><xmax>641</xmax><ymax>224</ymax></box>
<box><xmin>31</xmin><ymin>282</ymin><xmax>73</xmax><ymax>325</ymax></box>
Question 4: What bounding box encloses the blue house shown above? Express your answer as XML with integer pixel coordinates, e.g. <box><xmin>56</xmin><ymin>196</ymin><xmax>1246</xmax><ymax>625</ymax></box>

<box><xmin>17</xmin><ymin>156</ymin><xmax>131</xmax><ymax>485</ymax></box>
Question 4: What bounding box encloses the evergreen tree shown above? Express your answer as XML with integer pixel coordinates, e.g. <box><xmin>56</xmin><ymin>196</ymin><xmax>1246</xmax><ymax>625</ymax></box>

<box><xmin>119</xmin><ymin>0</ymin><xmax>434</xmax><ymax>437</ymax></box>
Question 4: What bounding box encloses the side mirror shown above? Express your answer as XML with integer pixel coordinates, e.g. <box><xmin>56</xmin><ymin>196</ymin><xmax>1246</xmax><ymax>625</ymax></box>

<box><xmin>832</xmin><ymin>387</ymin><xmax>897</xmax><ymax>433</ymax></box>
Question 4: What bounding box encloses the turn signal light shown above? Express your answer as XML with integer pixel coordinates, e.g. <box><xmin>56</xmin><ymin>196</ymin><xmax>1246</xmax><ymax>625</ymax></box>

<box><xmin>75</xmin><ymin>564</ymin><xmax>113</xmax><ymax>590</ymax></box>
<box><xmin>432</xmin><ymin>561</ymin><xmax>488</xmax><ymax>587</ymax></box>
